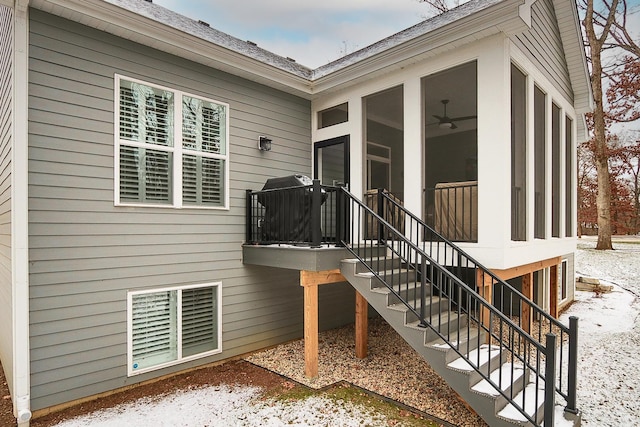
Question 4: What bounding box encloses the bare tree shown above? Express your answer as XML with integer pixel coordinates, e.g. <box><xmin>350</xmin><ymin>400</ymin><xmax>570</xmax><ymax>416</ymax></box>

<box><xmin>418</xmin><ymin>0</ymin><xmax>466</xmax><ymax>15</ymax></box>
<box><xmin>582</xmin><ymin>0</ymin><xmax>619</xmax><ymax>249</ymax></box>
<box><xmin>581</xmin><ymin>0</ymin><xmax>639</xmax><ymax>248</ymax></box>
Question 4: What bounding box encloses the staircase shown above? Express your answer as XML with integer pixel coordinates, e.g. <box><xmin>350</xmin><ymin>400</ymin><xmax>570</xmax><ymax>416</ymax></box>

<box><xmin>336</xmin><ymin>189</ymin><xmax>580</xmax><ymax>427</ymax></box>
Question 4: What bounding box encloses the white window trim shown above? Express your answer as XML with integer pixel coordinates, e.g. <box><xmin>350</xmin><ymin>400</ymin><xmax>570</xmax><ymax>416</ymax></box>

<box><xmin>114</xmin><ymin>74</ymin><xmax>230</xmax><ymax>210</ymax></box>
<box><xmin>559</xmin><ymin>259</ymin><xmax>569</xmax><ymax>304</ymax></box>
<box><xmin>126</xmin><ymin>282</ymin><xmax>223</xmax><ymax>377</ymax></box>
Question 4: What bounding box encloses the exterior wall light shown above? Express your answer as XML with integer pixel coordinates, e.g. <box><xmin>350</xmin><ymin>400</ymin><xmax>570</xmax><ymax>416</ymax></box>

<box><xmin>258</xmin><ymin>136</ymin><xmax>272</xmax><ymax>151</ymax></box>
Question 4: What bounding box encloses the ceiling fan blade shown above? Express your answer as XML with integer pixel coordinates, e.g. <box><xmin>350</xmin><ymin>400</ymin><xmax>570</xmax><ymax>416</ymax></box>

<box><xmin>432</xmin><ymin>115</ymin><xmax>445</xmax><ymax>121</ymax></box>
<box><xmin>450</xmin><ymin>115</ymin><xmax>477</xmax><ymax>122</ymax></box>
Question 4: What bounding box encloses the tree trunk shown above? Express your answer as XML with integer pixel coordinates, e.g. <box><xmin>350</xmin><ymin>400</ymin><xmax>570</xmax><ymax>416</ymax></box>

<box><xmin>584</xmin><ymin>0</ymin><xmax>616</xmax><ymax>250</ymax></box>
<box><xmin>592</xmin><ymin>52</ymin><xmax>614</xmax><ymax>249</ymax></box>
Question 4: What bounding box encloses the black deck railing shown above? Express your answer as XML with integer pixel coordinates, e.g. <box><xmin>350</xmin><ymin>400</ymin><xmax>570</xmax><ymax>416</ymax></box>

<box><xmin>245</xmin><ymin>182</ymin><xmax>578</xmax><ymax>425</ymax></box>
<box><xmin>246</xmin><ymin>180</ymin><xmax>346</xmax><ymax>246</ymax></box>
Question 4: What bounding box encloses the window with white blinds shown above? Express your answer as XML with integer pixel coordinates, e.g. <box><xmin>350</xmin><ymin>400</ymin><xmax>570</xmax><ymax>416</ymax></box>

<box><xmin>116</xmin><ymin>75</ymin><xmax>229</xmax><ymax>208</ymax></box>
<box><xmin>128</xmin><ymin>283</ymin><xmax>221</xmax><ymax>376</ymax></box>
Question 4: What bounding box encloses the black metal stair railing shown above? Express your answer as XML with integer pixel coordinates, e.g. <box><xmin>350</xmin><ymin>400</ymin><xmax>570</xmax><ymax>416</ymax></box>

<box><xmin>338</xmin><ymin>187</ymin><xmax>560</xmax><ymax>426</ymax></box>
<box><xmin>244</xmin><ymin>182</ymin><xmax>578</xmax><ymax>425</ymax></box>
<box><xmin>376</xmin><ymin>189</ymin><xmax>579</xmax><ymax>415</ymax></box>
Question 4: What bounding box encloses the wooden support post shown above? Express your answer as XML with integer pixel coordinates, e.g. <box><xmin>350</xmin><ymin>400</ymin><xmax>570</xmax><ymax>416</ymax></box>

<box><xmin>522</xmin><ymin>272</ymin><xmax>533</xmax><ymax>333</ymax></box>
<box><xmin>355</xmin><ymin>291</ymin><xmax>368</xmax><ymax>359</ymax></box>
<box><xmin>549</xmin><ymin>264</ymin><xmax>559</xmax><ymax>318</ymax></box>
<box><xmin>300</xmin><ymin>269</ymin><xmax>346</xmax><ymax>379</ymax></box>
<box><xmin>303</xmin><ymin>283</ymin><xmax>318</xmax><ymax>377</ymax></box>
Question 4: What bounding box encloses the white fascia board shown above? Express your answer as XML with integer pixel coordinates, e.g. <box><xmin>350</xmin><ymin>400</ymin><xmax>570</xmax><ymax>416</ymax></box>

<box><xmin>30</xmin><ymin>0</ymin><xmax>313</xmax><ymax>98</ymax></box>
<box><xmin>553</xmin><ymin>0</ymin><xmax>594</xmax><ymax>114</ymax></box>
<box><xmin>12</xmin><ymin>0</ymin><xmax>31</xmax><ymax>424</ymax></box>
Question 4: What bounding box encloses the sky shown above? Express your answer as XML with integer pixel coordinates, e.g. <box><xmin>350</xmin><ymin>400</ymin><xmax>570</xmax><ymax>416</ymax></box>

<box><xmin>152</xmin><ymin>0</ymin><xmax>436</xmax><ymax>68</ymax></box>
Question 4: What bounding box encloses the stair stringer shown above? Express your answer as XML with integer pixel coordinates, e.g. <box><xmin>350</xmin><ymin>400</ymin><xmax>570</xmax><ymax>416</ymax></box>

<box><xmin>340</xmin><ymin>258</ymin><xmax>570</xmax><ymax>427</ymax></box>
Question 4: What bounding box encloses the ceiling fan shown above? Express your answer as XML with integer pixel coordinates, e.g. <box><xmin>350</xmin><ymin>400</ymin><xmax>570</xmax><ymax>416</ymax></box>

<box><xmin>432</xmin><ymin>99</ymin><xmax>477</xmax><ymax>130</ymax></box>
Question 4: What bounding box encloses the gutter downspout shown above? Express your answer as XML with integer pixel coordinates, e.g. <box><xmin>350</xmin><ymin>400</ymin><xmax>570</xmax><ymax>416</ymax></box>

<box><xmin>12</xmin><ymin>0</ymin><xmax>31</xmax><ymax>424</ymax></box>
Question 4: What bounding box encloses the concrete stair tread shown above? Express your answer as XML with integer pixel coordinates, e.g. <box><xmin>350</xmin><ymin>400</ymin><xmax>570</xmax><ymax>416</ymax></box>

<box><xmin>427</xmin><ymin>327</ymin><xmax>483</xmax><ymax>350</ymax></box>
<box><xmin>389</xmin><ymin>295</ymin><xmax>446</xmax><ymax>312</ymax></box>
<box><xmin>402</xmin><ymin>306</ymin><xmax>461</xmax><ymax>323</ymax></box>
<box><xmin>497</xmin><ymin>382</ymin><xmax>545</xmax><ymax>423</ymax></box>
<box><xmin>471</xmin><ymin>362</ymin><xmax>526</xmax><ymax>397</ymax></box>
<box><xmin>447</xmin><ymin>344</ymin><xmax>504</xmax><ymax>372</ymax></box>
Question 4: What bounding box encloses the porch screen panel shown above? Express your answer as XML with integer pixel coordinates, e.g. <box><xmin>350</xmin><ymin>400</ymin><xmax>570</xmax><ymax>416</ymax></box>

<box><xmin>565</xmin><ymin>117</ymin><xmax>574</xmax><ymax>237</ymax></box>
<box><xmin>552</xmin><ymin>103</ymin><xmax>561</xmax><ymax>238</ymax></box>
<box><xmin>511</xmin><ymin>64</ymin><xmax>527</xmax><ymax>241</ymax></box>
<box><xmin>534</xmin><ymin>86</ymin><xmax>546</xmax><ymax>239</ymax></box>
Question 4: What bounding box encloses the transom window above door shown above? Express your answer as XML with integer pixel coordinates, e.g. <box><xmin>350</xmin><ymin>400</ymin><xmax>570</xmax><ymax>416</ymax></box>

<box><xmin>115</xmin><ymin>75</ymin><xmax>229</xmax><ymax>209</ymax></box>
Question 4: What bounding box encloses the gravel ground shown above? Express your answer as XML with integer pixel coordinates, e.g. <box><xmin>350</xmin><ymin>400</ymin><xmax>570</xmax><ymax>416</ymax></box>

<box><xmin>245</xmin><ymin>317</ymin><xmax>487</xmax><ymax>427</ymax></box>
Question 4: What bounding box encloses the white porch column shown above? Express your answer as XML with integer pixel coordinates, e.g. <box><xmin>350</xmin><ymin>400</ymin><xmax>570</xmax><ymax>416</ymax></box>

<box><xmin>477</xmin><ymin>38</ymin><xmax>511</xmax><ymax>249</ymax></box>
<box><xmin>348</xmin><ymin>95</ymin><xmax>363</xmax><ymax>200</ymax></box>
<box><xmin>403</xmin><ymin>78</ymin><xmax>422</xmax><ymax>222</ymax></box>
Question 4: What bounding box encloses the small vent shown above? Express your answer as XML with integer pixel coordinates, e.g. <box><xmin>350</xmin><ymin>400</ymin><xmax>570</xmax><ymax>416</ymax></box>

<box><xmin>286</xmin><ymin>57</ymin><xmax>296</xmax><ymax>62</ymax></box>
<box><xmin>198</xmin><ymin>20</ymin><xmax>210</xmax><ymax>27</ymax></box>
<box><xmin>246</xmin><ymin>40</ymin><xmax>257</xmax><ymax>47</ymax></box>
<box><xmin>143</xmin><ymin>0</ymin><xmax>152</xmax><ymax>3</ymax></box>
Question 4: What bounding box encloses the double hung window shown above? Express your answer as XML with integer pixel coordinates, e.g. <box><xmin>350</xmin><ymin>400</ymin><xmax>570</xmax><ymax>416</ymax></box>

<box><xmin>116</xmin><ymin>76</ymin><xmax>229</xmax><ymax>208</ymax></box>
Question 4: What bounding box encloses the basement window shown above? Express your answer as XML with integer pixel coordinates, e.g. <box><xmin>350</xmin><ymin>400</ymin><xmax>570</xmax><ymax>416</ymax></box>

<box><xmin>127</xmin><ymin>283</ymin><xmax>222</xmax><ymax>376</ymax></box>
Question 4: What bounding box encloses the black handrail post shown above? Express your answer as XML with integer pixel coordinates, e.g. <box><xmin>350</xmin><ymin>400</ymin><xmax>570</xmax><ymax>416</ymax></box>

<box><xmin>311</xmin><ymin>179</ymin><xmax>322</xmax><ymax>247</ymax></box>
<box><xmin>544</xmin><ymin>333</ymin><xmax>557</xmax><ymax>427</ymax></box>
<box><xmin>420</xmin><ymin>255</ymin><xmax>427</xmax><ymax>327</ymax></box>
<box><xmin>566</xmin><ymin>316</ymin><xmax>579</xmax><ymax>414</ymax></box>
<box><xmin>377</xmin><ymin>188</ymin><xmax>385</xmax><ymax>244</ymax></box>
<box><xmin>245</xmin><ymin>189</ymin><xmax>253</xmax><ymax>243</ymax></box>
<box><xmin>336</xmin><ymin>187</ymin><xmax>344</xmax><ymax>246</ymax></box>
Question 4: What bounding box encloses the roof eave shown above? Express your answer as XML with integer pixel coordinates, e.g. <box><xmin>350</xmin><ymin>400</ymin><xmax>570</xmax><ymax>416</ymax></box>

<box><xmin>552</xmin><ymin>0</ymin><xmax>594</xmax><ymax>115</ymax></box>
<box><xmin>309</xmin><ymin>0</ymin><xmax>527</xmax><ymax>95</ymax></box>
<box><xmin>29</xmin><ymin>0</ymin><xmax>315</xmax><ymax>98</ymax></box>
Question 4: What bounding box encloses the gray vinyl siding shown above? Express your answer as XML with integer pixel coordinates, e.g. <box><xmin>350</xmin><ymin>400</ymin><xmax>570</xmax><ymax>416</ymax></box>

<box><xmin>27</xmin><ymin>9</ymin><xmax>354</xmax><ymax>411</ymax></box>
<box><xmin>511</xmin><ymin>0</ymin><xmax>573</xmax><ymax>102</ymax></box>
<box><xmin>0</xmin><ymin>5</ymin><xmax>14</xmax><ymax>395</ymax></box>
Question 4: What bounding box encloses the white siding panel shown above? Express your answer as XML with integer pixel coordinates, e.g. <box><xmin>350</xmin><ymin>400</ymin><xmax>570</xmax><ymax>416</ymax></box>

<box><xmin>512</xmin><ymin>0</ymin><xmax>573</xmax><ymax>102</ymax></box>
<box><xmin>0</xmin><ymin>5</ymin><xmax>13</xmax><ymax>395</ymax></box>
<box><xmin>27</xmin><ymin>9</ymin><xmax>350</xmax><ymax>411</ymax></box>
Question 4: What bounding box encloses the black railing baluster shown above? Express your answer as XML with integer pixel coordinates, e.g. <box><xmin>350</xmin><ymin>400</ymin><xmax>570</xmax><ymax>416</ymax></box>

<box><xmin>545</xmin><ymin>333</ymin><xmax>557</xmax><ymax>426</ymax></box>
<box><xmin>566</xmin><ymin>316</ymin><xmax>579</xmax><ymax>414</ymax></box>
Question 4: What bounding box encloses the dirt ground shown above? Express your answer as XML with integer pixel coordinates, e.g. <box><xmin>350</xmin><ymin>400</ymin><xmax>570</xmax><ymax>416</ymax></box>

<box><xmin>0</xmin><ymin>359</ymin><xmax>444</xmax><ymax>427</ymax></box>
<box><xmin>1</xmin><ymin>362</ymin><xmax>14</xmax><ymax>427</ymax></box>
<box><xmin>0</xmin><ymin>359</ymin><xmax>295</xmax><ymax>427</ymax></box>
